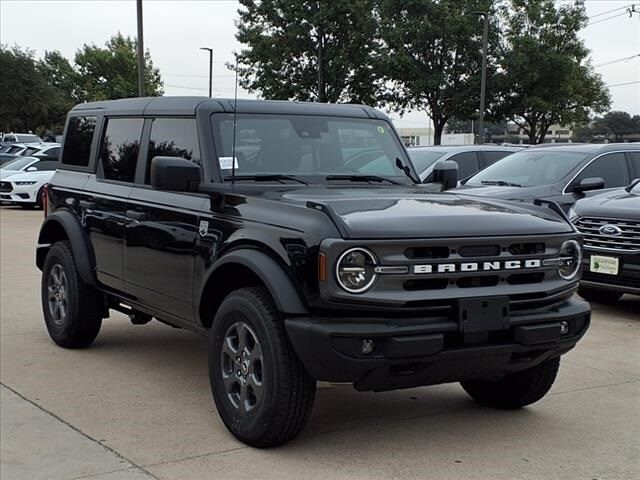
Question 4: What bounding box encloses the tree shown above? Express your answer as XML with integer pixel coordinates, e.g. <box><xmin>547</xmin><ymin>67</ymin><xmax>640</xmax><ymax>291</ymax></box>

<box><xmin>595</xmin><ymin>111</ymin><xmax>637</xmax><ymax>142</ymax></box>
<box><xmin>378</xmin><ymin>0</ymin><xmax>498</xmax><ymax>145</ymax></box>
<box><xmin>493</xmin><ymin>0</ymin><xmax>610</xmax><ymax>144</ymax></box>
<box><xmin>234</xmin><ymin>0</ymin><xmax>381</xmax><ymax>104</ymax></box>
<box><xmin>0</xmin><ymin>46</ymin><xmax>62</xmax><ymax>132</ymax></box>
<box><xmin>74</xmin><ymin>33</ymin><xmax>163</xmax><ymax>102</ymax></box>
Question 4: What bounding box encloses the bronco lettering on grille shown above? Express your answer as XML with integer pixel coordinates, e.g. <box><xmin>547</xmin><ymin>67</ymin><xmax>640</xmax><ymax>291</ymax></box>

<box><xmin>413</xmin><ymin>259</ymin><xmax>541</xmax><ymax>274</ymax></box>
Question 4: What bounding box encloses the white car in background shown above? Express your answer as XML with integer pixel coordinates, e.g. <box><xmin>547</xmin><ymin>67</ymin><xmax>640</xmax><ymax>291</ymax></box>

<box><xmin>0</xmin><ymin>158</ymin><xmax>59</xmax><ymax>208</ymax></box>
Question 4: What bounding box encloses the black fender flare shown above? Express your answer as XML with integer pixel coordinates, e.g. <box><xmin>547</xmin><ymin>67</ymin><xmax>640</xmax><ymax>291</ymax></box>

<box><xmin>36</xmin><ymin>210</ymin><xmax>97</xmax><ymax>286</ymax></box>
<box><xmin>208</xmin><ymin>249</ymin><xmax>309</xmax><ymax>315</ymax></box>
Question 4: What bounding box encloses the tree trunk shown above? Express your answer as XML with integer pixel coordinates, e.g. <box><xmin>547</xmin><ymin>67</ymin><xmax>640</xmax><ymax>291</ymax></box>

<box><xmin>433</xmin><ymin>118</ymin><xmax>445</xmax><ymax>145</ymax></box>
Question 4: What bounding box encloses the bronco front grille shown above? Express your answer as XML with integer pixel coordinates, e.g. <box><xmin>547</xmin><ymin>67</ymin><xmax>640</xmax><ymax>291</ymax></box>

<box><xmin>0</xmin><ymin>181</ymin><xmax>12</xmax><ymax>193</ymax></box>
<box><xmin>576</xmin><ymin>217</ymin><xmax>640</xmax><ymax>252</ymax></box>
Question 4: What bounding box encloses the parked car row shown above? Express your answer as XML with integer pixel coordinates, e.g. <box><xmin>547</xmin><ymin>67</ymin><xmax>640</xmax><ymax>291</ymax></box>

<box><xmin>407</xmin><ymin>142</ymin><xmax>639</xmax><ymax>304</ymax></box>
<box><xmin>0</xmin><ymin>156</ymin><xmax>59</xmax><ymax>208</ymax></box>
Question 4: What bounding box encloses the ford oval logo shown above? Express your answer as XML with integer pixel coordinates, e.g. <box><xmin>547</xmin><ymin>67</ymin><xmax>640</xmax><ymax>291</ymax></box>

<box><xmin>599</xmin><ymin>224</ymin><xmax>622</xmax><ymax>236</ymax></box>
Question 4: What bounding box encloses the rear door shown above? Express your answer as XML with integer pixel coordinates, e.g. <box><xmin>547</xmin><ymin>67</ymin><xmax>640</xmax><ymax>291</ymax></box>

<box><xmin>124</xmin><ymin>117</ymin><xmax>206</xmax><ymax>321</ymax></box>
<box><xmin>83</xmin><ymin>117</ymin><xmax>144</xmax><ymax>292</ymax></box>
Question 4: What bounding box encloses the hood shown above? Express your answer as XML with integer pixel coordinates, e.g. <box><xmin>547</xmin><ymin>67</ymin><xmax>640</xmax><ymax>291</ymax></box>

<box><xmin>263</xmin><ymin>186</ymin><xmax>572</xmax><ymax>239</ymax></box>
<box><xmin>573</xmin><ymin>188</ymin><xmax>640</xmax><ymax>221</ymax></box>
<box><xmin>4</xmin><ymin>171</ymin><xmax>55</xmax><ymax>182</ymax></box>
<box><xmin>0</xmin><ymin>170</ymin><xmax>23</xmax><ymax>179</ymax></box>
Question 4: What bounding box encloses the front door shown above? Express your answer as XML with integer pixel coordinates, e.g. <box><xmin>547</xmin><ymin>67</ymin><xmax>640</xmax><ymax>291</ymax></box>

<box><xmin>123</xmin><ymin>117</ymin><xmax>206</xmax><ymax>322</ymax></box>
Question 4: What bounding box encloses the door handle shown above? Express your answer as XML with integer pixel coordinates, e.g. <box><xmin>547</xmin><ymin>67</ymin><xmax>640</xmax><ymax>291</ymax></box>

<box><xmin>79</xmin><ymin>200</ymin><xmax>96</xmax><ymax>209</ymax></box>
<box><xmin>126</xmin><ymin>210</ymin><xmax>147</xmax><ymax>221</ymax></box>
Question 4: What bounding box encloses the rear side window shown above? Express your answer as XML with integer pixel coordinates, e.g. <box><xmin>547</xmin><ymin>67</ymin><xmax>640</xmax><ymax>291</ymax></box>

<box><xmin>46</xmin><ymin>147</ymin><xmax>61</xmax><ymax>158</ymax></box>
<box><xmin>62</xmin><ymin>116</ymin><xmax>97</xmax><ymax>167</ymax></box>
<box><xmin>629</xmin><ymin>152</ymin><xmax>640</xmax><ymax>178</ymax></box>
<box><xmin>449</xmin><ymin>151</ymin><xmax>480</xmax><ymax>179</ymax></box>
<box><xmin>100</xmin><ymin>118</ymin><xmax>144</xmax><ymax>183</ymax></box>
<box><xmin>146</xmin><ymin>118</ymin><xmax>201</xmax><ymax>183</ymax></box>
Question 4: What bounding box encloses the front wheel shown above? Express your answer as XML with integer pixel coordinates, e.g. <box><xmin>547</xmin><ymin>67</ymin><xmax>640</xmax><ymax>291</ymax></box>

<box><xmin>208</xmin><ymin>287</ymin><xmax>316</xmax><ymax>447</ymax></box>
<box><xmin>461</xmin><ymin>357</ymin><xmax>560</xmax><ymax>409</ymax></box>
<box><xmin>578</xmin><ymin>286</ymin><xmax>623</xmax><ymax>305</ymax></box>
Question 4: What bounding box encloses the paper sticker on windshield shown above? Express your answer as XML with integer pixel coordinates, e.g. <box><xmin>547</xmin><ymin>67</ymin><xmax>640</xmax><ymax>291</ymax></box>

<box><xmin>377</xmin><ymin>126</ymin><xmax>385</xmax><ymax>134</ymax></box>
<box><xmin>219</xmin><ymin>156</ymin><xmax>239</xmax><ymax>170</ymax></box>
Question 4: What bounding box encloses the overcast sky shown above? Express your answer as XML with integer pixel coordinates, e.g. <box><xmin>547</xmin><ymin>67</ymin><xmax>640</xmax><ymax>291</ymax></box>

<box><xmin>1</xmin><ymin>0</ymin><xmax>638</xmax><ymax>129</ymax></box>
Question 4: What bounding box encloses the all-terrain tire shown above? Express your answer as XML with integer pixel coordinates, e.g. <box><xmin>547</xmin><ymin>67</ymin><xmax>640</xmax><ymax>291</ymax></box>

<box><xmin>578</xmin><ymin>286</ymin><xmax>623</xmax><ymax>305</ymax></box>
<box><xmin>41</xmin><ymin>241</ymin><xmax>103</xmax><ymax>348</ymax></box>
<box><xmin>209</xmin><ymin>287</ymin><xmax>316</xmax><ymax>447</ymax></box>
<box><xmin>461</xmin><ymin>357</ymin><xmax>560</xmax><ymax>409</ymax></box>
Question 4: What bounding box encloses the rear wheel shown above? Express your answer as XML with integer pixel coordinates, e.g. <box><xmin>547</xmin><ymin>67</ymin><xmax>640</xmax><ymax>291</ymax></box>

<box><xmin>41</xmin><ymin>241</ymin><xmax>103</xmax><ymax>348</ymax></box>
<box><xmin>578</xmin><ymin>286</ymin><xmax>623</xmax><ymax>305</ymax></box>
<box><xmin>461</xmin><ymin>357</ymin><xmax>560</xmax><ymax>409</ymax></box>
<box><xmin>208</xmin><ymin>287</ymin><xmax>316</xmax><ymax>447</ymax></box>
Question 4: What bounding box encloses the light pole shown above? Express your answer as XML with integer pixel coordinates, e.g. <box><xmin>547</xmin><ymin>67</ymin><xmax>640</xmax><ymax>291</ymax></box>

<box><xmin>472</xmin><ymin>11</ymin><xmax>489</xmax><ymax>145</ymax></box>
<box><xmin>200</xmin><ymin>47</ymin><xmax>213</xmax><ymax>97</ymax></box>
<box><xmin>136</xmin><ymin>0</ymin><xmax>145</xmax><ymax>97</ymax></box>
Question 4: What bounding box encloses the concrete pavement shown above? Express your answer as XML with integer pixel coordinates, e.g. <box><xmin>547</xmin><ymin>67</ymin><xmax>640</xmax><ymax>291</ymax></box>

<box><xmin>1</xmin><ymin>205</ymin><xmax>639</xmax><ymax>480</ymax></box>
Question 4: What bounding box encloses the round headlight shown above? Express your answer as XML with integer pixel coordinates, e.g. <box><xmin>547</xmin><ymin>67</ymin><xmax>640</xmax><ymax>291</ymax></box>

<box><xmin>336</xmin><ymin>247</ymin><xmax>378</xmax><ymax>293</ymax></box>
<box><xmin>559</xmin><ymin>239</ymin><xmax>582</xmax><ymax>281</ymax></box>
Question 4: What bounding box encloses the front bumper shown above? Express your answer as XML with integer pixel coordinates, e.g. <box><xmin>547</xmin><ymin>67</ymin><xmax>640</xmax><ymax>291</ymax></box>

<box><xmin>0</xmin><ymin>184</ymin><xmax>38</xmax><ymax>203</ymax></box>
<box><xmin>285</xmin><ymin>297</ymin><xmax>590</xmax><ymax>391</ymax></box>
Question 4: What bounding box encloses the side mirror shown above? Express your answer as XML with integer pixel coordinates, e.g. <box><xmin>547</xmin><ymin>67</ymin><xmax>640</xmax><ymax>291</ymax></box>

<box><xmin>150</xmin><ymin>156</ymin><xmax>201</xmax><ymax>192</ymax></box>
<box><xmin>431</xmin><ymin>160</ymin><xmax>458</xmax><ymax>191</ymax></box>
<box><xmin>26</xmin><ymin>166</ymin><xmax>37</xmax><ymax>172</ymax></box>
<box><xmin>625</xmin><ymin>178</ymin><xmax>640</xmax><ymax>193</ymax></box>
<box><xmin>573</xmin><ymin>177</ymin><xmax>605</xmax><ymax>194</ymax></box>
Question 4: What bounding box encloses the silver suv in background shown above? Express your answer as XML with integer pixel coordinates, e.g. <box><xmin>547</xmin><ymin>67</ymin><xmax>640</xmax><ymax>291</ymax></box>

<box><xmin>408</xmin><ymin>145</ymin><xmax>523</xmax><ymax>182</ymax></box>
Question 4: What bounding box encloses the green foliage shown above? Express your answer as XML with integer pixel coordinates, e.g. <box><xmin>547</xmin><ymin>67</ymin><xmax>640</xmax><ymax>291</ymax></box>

<box><xmin>74</xmin><ymin>33</ymin><xmax>163</xmax><ymax>102</ymax></box>
<box><xmin>234</xmin><ymin>0</ymin><xmax>381</xmax><ymax>103</ymax></box>
<box><xmin>0</xmin><ymin>46</ymin><xmax>64</xmax><ymax>132</ymax></box>
<box><xmin>594</xmin><ymin>111</ymin><xmax>638</xmax><ymax>142</ymax></box>
<box><xmin>0</xmin><ymin>34</ymin><xmax>163</xmax><ymax>134</ymax></box>
<box><xmin>493</xmin><ymin>0</ymin><xmax>610</xmax><ymax>144</ymax></box>
<box><xmin>377</xmin><ymin>0</ymin><xmax>497</xmax><ymax>144</ymax></box>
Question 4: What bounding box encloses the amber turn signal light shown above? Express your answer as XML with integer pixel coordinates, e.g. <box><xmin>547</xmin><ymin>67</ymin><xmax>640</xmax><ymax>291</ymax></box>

<box><xmin>318</xmin><ymin>252</ymin><xmax>327</xmax><ymax>282</ymax></box>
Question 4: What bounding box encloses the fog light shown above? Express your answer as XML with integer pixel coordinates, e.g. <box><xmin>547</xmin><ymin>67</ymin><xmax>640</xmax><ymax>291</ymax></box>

<box><xmin>560</xmin><ymin>321</ymin><xmax>569</xmax><ymax>335</ymax></box>
<box><xmin>361</xmin><ymin>339</ymin><xmax>375</xmax><ymax>354</ymax></box>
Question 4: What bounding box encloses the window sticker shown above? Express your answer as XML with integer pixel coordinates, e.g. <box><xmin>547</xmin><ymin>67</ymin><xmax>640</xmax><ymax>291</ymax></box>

<box><xmin>219</xmin><ymin>156</ymin><xmax>239</xmax><ymax>169</ymax></box>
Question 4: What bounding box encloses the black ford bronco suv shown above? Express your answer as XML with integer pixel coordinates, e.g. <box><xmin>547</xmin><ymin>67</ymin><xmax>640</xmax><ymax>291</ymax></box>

<box><xmin>37</xmin><ymin>97</ymin><xmax>590</xmax><ymax>447</ymax></box>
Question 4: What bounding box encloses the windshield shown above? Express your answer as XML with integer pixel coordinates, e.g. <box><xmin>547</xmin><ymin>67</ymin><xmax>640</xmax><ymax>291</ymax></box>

<box><xmin>7</xmin><ymin>146</ymin><xmax>24</xmax><ymax>154</ymax></box>
<box><xmin>0</xmin><ymin>157</ymin><xmax>36</xmax><ymax>171</ymax></box>
<box><xmin>211</xmin><ymin>114</ymin><xmax>415</xmax><ymax>184</ymax></box>
<box><xmin>22</xmin><ymin>147</ymin><xmax>40</xmax><ymax>156</ymax></box>
<box><xmin>16</xmin><ymin>134</ymin><xmax>42</xmax><ymax>143</ymax></box>
<box><xmin>408</xmin><ymin>149</ymin><xmax>446</xmax><ymax>174</ymax></box>
<box><xmin>466</xmin><ymin>150</ymin><xmax>589</xmax><ymax>187</ymax></box>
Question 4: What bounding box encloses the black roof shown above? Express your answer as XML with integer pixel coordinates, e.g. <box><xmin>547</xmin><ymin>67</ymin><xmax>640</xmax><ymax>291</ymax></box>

<box><xmin>70</xmin><ymin>96</ymin><xmax>390</xmax><ymax>120</ymax></box>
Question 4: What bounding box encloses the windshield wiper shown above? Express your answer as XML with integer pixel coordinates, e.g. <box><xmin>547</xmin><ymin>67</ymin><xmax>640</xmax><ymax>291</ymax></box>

<box><xmin>223</xmin><ymin>174</ymin><xmax>309</xmax><ymax>185</ymax></box>
<box><xmin>480</xmin><ymin>180</ymin><xmax>523</xmax><ymax>187</ymax></box>
<box><xmin>325</xmin><ymin>174</ymin><xmax>401</xmax><ymax>185</ymax></box>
